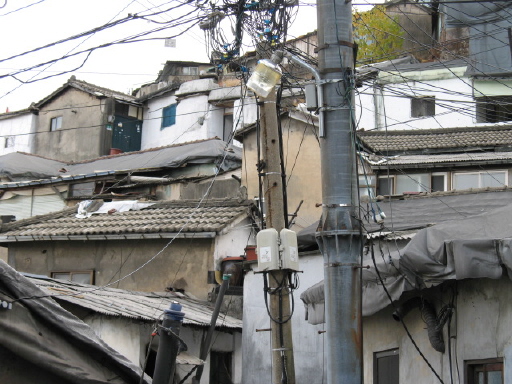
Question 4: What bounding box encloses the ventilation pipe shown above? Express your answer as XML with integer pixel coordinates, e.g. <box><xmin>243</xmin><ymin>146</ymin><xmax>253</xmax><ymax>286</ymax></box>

<box><xmin>393</xmin><ymin>297</ymin><xmax>446</xmax><ymax>353</ymax></box>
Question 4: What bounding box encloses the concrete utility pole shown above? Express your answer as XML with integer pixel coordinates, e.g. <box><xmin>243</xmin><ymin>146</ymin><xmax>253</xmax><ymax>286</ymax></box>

<box><xmin>315</xmin><ymin>0</ymin><xmax>363</xmax><ymax>383</ymax></box>
<box><xmin>259</xmin><ymin>85</ymin><xmax>296</xmax><ymax>382</ymax></box>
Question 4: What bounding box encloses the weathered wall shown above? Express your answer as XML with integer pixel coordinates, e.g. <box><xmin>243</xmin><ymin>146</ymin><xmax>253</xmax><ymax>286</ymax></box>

<box><xmin>177</xmin><ymin>327</ymin><xmax>243</xmax><ymax>384</ymax></box>
<box><xmin>8</xmin><ymin>238</ymin><xmax>215</xmax><ymax>300</ymax></box>
<box><xmin>0</xmin><ymin>111</ymin><xmax>36</xmax><ymax>155</ymax></box>
<box><xmin>240</xmin><ymin>115</ymin><xmax>322</xmax><ymax>233</ymax></box>
<box><xmin>242</xmin><ymin>253</ymin><xmax>326</xmax><ymax>384</ymax></box>
<box><xmin>364</xmin><ymin>277</ymin><xmax>512</xmax><ymax>383</ymax></box>
<box><xmin>244</xmin><ymin>248</ymin><xmax>512</xmax><ymax>383</ymax></box>
<box><xmin>33</xmin><ymin>88</ymin><xmax>108</xmax><ymax>161</ymax></box>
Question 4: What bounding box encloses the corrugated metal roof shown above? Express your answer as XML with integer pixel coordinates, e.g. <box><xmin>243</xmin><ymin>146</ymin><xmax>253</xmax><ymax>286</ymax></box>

<box><xmin>27</xmin><ymin>275</ymin><xmax>242</xmax><ymax>330</ymax></box>
<box><xmin>0</xmin><ymin>199</ymin><xmax>253</xmax><ymax>240</ymax></box>
<box><xmin>368</xmin><ymin>151</ymin><xmax>512</xmax><ymax>166</ymax></box>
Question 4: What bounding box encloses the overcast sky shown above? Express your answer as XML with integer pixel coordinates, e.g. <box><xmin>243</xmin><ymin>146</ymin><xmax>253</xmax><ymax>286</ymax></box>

<box><xmin>0</xmin><ymin>0</ymin><xmax>377</xmax><ymax>112</ymax></box>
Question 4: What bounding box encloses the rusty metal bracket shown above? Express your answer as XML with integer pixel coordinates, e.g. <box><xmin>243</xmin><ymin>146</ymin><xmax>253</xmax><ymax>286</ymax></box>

<box><xmin>314</xmin><ymin>40</ymin><xmax>354</xmax><ymax>53</ymax></box>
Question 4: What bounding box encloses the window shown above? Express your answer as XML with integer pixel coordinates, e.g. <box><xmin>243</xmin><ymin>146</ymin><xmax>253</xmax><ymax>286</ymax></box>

<box><xmin>374</xmin><ymin>349</ymin><xmax>399</xmax><ymax>384</ymax></box>
<box><xmin>476</xmin><ymin>96</ymin><xmax>512</xmax><ymax>123</ymax></box>
<box><xmin>396</xmin><ymin>173</ymin><xmax>430</xmax><ymax>194</ymax></box>
<box><xmin>50</xmin><ymin>116</ymin><xmax>63</xmax><ymax>131</ymax></box>
<box><xmin>411</xmin><ymin>96</ymin><xmax>435</xmax><ymax>118</ymax></box>
<box><xmin>432</xmin><ymin>173</ymin><xmax>448</xmax><ymax>192</ymax></box>
<box><xmin>453</xmin><ymin>171</ymin><xmax>507</xmax><ymax>190</ymax></box>
<box><xmin>4</xmin><ymin>136</ymin><xmax>14</xmax><ymax>148</ymax></box>
<box><xmin>69</xmin><ymin>182</ymin><xmax>96</xmax><ymax>197</ymax></box>
<box><xmin>359</xmin><ymin>175</ymin><xmax>376</xmax><ymax>197</ymax></box>
<box><xmin>466</xmin><ymin>358</ymin><xmax>503</xmax><ymax>384</ymax></box>
<box><xmin>161</xmin><ymin>104</ymin><xmax>177</xmax><ymax>129</ymax></box>
<box><xmin>182</xmin><ymin>66</ymin><xmax>199</xmax><ymax>76</ymax></box>
<box><xmin>52</xmin><ymin>271</ymin><xmax>94</xmax><ymax>284</ymax></box>
<box><xmin>377</xmin><ymin>176</ymin><xmax>394</xmax><ymax>196</ymax></box>
<box><xmin>210</xmin><ymin>351</ymin><xmax>232</xmax><ymax>384</ymax></box>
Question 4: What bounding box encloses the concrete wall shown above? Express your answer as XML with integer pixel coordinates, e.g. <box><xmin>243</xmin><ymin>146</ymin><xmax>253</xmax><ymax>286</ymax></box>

<box><xmin>141</xmin><ymin>79</ymin><xmax>230</xmax><ymax>150</ymax></box>
<box><xmin>240</xmin><ymin>115</ymin><xmax>322</xmax><ymax>233</ymax></box>
<box><xmin>0</xmin><ymin>111</ymin><xmax>35</xmax><ymax>155</ymax></box>
<box><xmin>356</xmin><ymin>69</ymin><xmax>475</xmax><ymax>131</ymax></box>
<box><xmin>242</xmin><ymin>252</ymin><xmax>326</xmax><ymax>384</ymax></box>
<box><xmin>8</xmin><ymin>238</ymin><xmax>215</xmax><ymax>300</ymax></box>
<box><xmin>33</xmin><ymin>88</ymin><xmax>108</xmax><ymax>161</ymax></box>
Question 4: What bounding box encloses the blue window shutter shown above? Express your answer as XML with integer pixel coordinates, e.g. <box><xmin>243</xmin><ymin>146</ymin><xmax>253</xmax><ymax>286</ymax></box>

<box><xmin>161</xmin><ymin>104</ymin><xmax>177</xmax><ymax>129</ymax></box>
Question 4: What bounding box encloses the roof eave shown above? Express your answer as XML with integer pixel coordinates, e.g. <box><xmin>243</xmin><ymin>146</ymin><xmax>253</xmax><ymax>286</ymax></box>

<box><xmin>0</xmin><ymin>232</ymin><xmax>217</xmax><ymax>242</ymax></box>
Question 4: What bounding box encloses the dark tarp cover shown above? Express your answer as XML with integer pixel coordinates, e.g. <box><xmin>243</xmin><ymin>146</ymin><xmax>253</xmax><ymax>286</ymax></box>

<box><xmin>0</xmin><ymin>260</ymin><xmax>151</xmax><ymax>384</ymax></box>
<box><xmin>301</xmin><ymin>203</ymin><xmax>512</xmax><ymax>323</ymax></box>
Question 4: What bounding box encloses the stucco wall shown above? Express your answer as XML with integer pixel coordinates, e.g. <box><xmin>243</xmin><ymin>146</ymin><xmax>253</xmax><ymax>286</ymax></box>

<box><xmin>33</xmin><ymin>88</ymin><xmax>108</xmax><ymax>161</ymax></box>
<box><xmin>356</xmin><ymin>72</ymin><xmax>475</xmax><ymax>131</ymax></box>
<box><xmin>0</xmin><ymin>112</ymin><xmax>35</xmax><ymax>155</ymax></box>
<box><xmin>142</xmin><ymin>91</ymin><xmax>228</xmax><ymax>150</ymax></box>
<box><xmin>8</xmin><ymin>238</ymin><xmax>215</xmax><ymax>300</ymax></box>
<box><xmin>242</xmin><ymin>253</ymin><xmax>326</xmax><ymax>384</ymax></box>
<box><xmin>240</xmin><ymin>116</ymin><xmax>322</xmax><ymax>233</ymax></box>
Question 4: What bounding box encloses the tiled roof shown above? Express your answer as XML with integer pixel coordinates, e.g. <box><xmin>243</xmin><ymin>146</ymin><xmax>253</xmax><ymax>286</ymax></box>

<box><xmin>34</xmin><ymin>76</ymin><xmax>137</xmax><ymax>109</ymax></box>
<box><xmin>0</xmin><ymin>199</ymin><xmax>254</xmax><ymax>240</ymax></box>
<box><xmin>358</xmin><ymin>126</ymin><xmax>512</xmax><ymax>154</ymax></box>
<box><xmin>27</xmin><ymin>274</ymin><xmax>242</xmax><ymax>330</ymax></box>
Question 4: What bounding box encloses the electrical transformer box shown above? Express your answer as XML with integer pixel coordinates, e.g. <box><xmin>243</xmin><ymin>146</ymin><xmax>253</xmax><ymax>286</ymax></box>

<box><xmin>280</xmin><ymin>228</ymin><xmax>300</xmax><ymax>271</ymax></box>
<box><xmin>256</xmin><ymin>228</ymin><xmax>279</xmax><ymax>271</ymax></box>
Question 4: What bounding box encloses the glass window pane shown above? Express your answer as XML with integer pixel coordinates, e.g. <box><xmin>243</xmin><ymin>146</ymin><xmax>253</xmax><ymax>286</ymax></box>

<box><xmin>453</xmin><ymin>173</ymin><xmax>478</xmax><ymax>190</ymax></box>
<box><xmin>53</xmin><ymin>273</ymin><xmax>71</xmax><ymax>281</ymax></box>
<box><xmin>481</xmin><ymin>172</ymin><xmax>506</xmax><ymax>188</ymax></box>
<box><xmin>396</xmin><ymin>174</ymin><xmax>430</xmax><ymax>194</ymax></box>
<box><xmin>487</xmin><ymin>371</ymin><xmax>502</xmax><ymax>384</ymax></box>
<box><xmin>71</xmin><ymin>273</ymin><xmax>92</xmax><ymax>284</ymax></box>
<box><xmin>432</xmin><ymin>174</ymin><xmax>446</xmax><ymax>192</ymax></box>
<box><xmin>377</xmin><ymin>177</ymin><xmax>393</xmax><ymax>195</ymax></box>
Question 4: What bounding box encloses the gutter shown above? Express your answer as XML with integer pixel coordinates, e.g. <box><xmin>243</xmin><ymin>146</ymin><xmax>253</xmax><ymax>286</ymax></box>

<box><xmin>0</xmin><ymin>232</ymin><xmax>217</xmax><ymax>242</ymax></box>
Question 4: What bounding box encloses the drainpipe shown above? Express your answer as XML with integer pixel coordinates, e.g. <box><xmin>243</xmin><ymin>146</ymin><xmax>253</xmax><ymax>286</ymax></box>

<box><xmin>193</xmin><ymin>274</ymin><xmax>231</xmax><ymax>383</ymax></box>
<box><xmin>153</xmin><ymin>301</ymin><xmax>185</xmax><ymax>384</ymax></box>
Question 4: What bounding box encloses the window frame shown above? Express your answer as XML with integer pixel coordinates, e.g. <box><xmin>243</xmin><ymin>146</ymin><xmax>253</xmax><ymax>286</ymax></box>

<box><xmin>51</xmin><ymin>270</ymin><xmax>94</xmax><ymax>284</ymax></box>
<box><xmin>452</xmin><ymin>170</ymin><xmax>508</xmax><ymax>190</ymax></box>
<box><xmin>161</xmin><ymin>104</ymin><xmax>177</xmax><ymax>129</ymax></box>
<box><xmin>374</xmin><ymin>348</ymin><xmax>399</xmax><ymax>384</ymax></box>
<box><xmin>465</xmin><ymin>358</ymin><xmax>503</xmax><ymax>384</ymax></box>
<box><xmin>377</xmin><ymin>175</ymin><xmax>395</xmax><ymax>196</ymax></box>
<box><xmin>411</xmin><ymin>96</ymin><xmax>436</xmax><ymax>118</ymax></box>
<box><xmin>50</xmin><ymin>116</ymin><xmax>63</xmax><ymax>131</ymax></box>
<box><xmin>4</xmin><ymin>135</ymin><xmax>15</xmax><ymax>148</ymax></box>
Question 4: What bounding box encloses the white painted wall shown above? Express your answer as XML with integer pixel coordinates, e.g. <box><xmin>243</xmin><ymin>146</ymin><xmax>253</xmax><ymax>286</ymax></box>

<box><xmin>0</xmin><ymin>112</ymin><xmax>35</xmax><ymax>155</ymax></box>
<box><xmin>86</xmin><ymin>316</ymin><xmax>143</xmax><ymax>365</ymax></box>
<box><xmin>242</xmin><ymin>253</ymin><xmax>327</xmax><ymax>384</ymax></box>
<box><xmin>355</xmin><ymin>70</ymin><xmax>477</xmax><ymax>131</ymax></box>
<box><xmin>142</xmin><ymin>94</ymin><xmax>229</xmax><ymax>150</ymax></box>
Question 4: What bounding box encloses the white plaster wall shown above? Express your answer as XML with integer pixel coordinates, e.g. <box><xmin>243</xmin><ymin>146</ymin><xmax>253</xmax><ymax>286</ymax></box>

<box><xmin>141</xmin><ymin>94</ymin><xmax>178</xmax><ymax>149</ymax></box>
<box><xmin>242</xmin><ymin>253</ymin><xmax>326</xmax><ymax>384</ymax></box>
<box><xmin>85</xmin><ymin>316</ymin><xmax>142</xmax><ymax>365</ymax></box>
<box><xmin>0</xmin><ymin>112</ymin><xmax>35</xmax><ymax>155</ymax></box>
<box><xmin>142</xmin><ymin>93</ymin><xmax>227</xmax><ymax>150</ymax></box>
<box><xmin>234</xmin><ymin>97</ymin><xmax>258</xmax><ymax>132</ymax></box>
<box><xmin>214</xmin><ymin>217</ymin><xmax>255</xmax><ymax>265</ymax></box>
<box><xmin>377</xmin><ymin>77</ymin><xmax>475</xmax><ymax>130</ymax></box>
